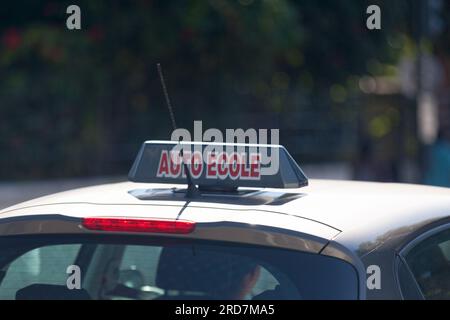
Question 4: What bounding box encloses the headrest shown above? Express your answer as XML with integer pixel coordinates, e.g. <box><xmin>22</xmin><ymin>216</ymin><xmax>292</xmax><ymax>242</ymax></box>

<box><xmin>16</xmin><ymin>284</ymin><xmax>91</xmax><ymax>300</ymax></box>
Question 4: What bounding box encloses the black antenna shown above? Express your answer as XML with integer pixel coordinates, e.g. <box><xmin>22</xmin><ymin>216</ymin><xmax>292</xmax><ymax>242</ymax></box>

<box><xmin>157</xmin><ymin>63</ymin><xmax>199</xmax><ymax>198</ymax></box>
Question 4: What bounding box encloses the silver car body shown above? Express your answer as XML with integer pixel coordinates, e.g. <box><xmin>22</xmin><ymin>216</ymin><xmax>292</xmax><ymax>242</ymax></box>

<box><xmin>1</xmin><ymin>179</ymin><xmax>450</xmax><ymax>299</ymax></box>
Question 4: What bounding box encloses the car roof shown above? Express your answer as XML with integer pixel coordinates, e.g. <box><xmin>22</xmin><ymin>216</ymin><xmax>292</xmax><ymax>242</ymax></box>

<box><xmin>1</xmin><ymin>179</ymin><xmax>449</xmax><ymax>255</ymax></box>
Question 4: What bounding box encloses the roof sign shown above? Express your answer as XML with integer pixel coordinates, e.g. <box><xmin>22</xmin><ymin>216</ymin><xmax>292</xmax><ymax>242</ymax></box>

<box><xmin>128</xmin><ymin>141</ymin><xmax>308</xmax><ymax>189</ymax></box>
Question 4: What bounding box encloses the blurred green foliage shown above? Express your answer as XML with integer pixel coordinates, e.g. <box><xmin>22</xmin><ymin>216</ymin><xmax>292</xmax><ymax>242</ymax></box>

<box><xmin>0</xmin><ymin>0</ymin><xmax>413</xmax><ymax>179</ymax></box>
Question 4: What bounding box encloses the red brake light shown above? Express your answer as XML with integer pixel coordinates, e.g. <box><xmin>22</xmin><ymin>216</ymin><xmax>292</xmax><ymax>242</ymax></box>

<box><xmin>82</xmin><ymin>217</ymin><xmax>196</xmax><ymax>234</ymax></box>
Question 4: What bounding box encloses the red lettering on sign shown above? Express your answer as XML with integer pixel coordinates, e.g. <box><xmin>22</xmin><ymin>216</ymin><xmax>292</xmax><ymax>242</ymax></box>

<box><xmin>241</xmin><ymin>153</ymin><xmax>250</xmax><ymax>178</ymax></box>
<box><xmin>250</xmin><ymin>153</ymin><xmax>260</xmax><ymax>179</ymax></box>
<box><xmin>190</xmin><ymin>151</ymin><xmax>203</xmax><ymax>178</ymax></box>
<box><xmin>169</xmin><ymin>152</ymin><xmax>181</xmax><ymax>177</ymax></box>
<box><xmin>228</xmin><ymin>153</ymin><xmax>240</xmax><ymax>180</ymax></box>
<box><xmin>157</xmin><ymin>149</ymin><xmax>261</xmax><ymax>181</ymax></box>
<box><xmin>157</xmin><ymin>150</ymin><xmax>170</xmax><ymax>177</ymax></box>
<box><xmin>207</xmin><ymin>153</ymin><xmax>217</xmax><ymax>178</ymax></box>
<box><xmin>217</xmin><ymin>152</ymin><xmax>228</xmax><ymax>178</ymax></box>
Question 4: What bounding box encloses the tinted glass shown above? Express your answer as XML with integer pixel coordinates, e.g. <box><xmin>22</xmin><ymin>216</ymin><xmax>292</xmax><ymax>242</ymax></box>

<box><xmin>397</xmin><ymin>257</ymin><xmax>424</xmax><ymax>300</ymax></box>
<box><xmin>404</xmin><ymin>228</ymin><xmax>450</xmax><ymax>300</ymax></box>
<box><xmin>0</xmin><ymin>235</ymin><xmax>358</xmax><ymax>300</ymax></box>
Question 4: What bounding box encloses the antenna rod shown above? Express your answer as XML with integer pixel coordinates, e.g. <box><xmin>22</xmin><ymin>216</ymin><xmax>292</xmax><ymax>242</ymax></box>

<box><xmin>157</xmin><ymin>63</ymin><xmax>199</xmax><ymax>198</ymax></box>
<box><xmin>157</xmin><ymin>63</ymin><xmax>178</xmax><ymax>131</ymax></box>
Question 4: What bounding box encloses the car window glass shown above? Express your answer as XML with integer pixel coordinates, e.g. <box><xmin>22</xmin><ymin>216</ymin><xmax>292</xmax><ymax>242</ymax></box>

<box><xmin>439</xmin><ymin>240</ymin><xmax>450</xmax><ymax>261</ymax></box>
<box><xmin>119</xmin><ymin>245</ymin><xmax>279</xmax><ymax>298</ymax></box>
<box><xmin>404</xmin><ymin>228</ymin><xmax>450</xmax><ymax>300</ymax></box>
<box><xmin>0</xmin><ymin>237</ymin><xmax>359</xmax><ymax>300</ymax></box>
<box><xmin>397</xmin><ymin>256</ymin><xmax>424</xmax><ymax>300</ymax></box>
<box><xmin>0</xmin><ymin>244</ymin><xmax>81</xmax><ymax>299</ymax></box>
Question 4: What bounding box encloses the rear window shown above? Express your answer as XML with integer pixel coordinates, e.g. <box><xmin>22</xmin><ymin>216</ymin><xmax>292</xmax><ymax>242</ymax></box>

<box><xmin>0</xmin><ymin>235</ymin><xmax>359</xmax><ymax>300</ymax></box>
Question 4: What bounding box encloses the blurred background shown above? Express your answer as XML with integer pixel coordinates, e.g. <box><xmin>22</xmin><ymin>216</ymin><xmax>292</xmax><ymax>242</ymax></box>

<box><xmin>1</xmin><ymin>0</ymin><xmax>450</xmax><ymax>208</ymax></box>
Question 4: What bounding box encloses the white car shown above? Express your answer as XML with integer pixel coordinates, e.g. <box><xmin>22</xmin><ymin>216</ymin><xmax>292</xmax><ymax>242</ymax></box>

<box><xmin>0</xmin><ymin>141</ymin><xmax>449</xmax><ymax>300</ymax></box>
